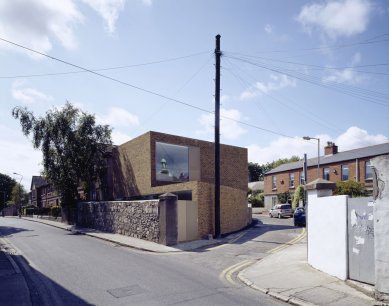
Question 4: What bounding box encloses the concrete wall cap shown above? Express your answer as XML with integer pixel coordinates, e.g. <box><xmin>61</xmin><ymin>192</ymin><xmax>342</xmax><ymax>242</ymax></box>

<box><xmin>159</xmin><ymin>192</ymin><xmax>178</xmax><ymax>200</ymax></box>
<box><xmin>305</xmin><ymin>178</ymin><xmax>336</xmax><ymax>191</ymax></box>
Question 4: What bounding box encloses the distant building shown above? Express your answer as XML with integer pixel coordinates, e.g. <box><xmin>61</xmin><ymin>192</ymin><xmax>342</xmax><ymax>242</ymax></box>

<box><xmin>263</xmin><ymin>142</ymin><xmax>389</xmax><ymax>210</ymax></box>
<box><xmin>30</xmin><ymin>176</ymin><xmax>60</xmax><ymax>208</ymax></box>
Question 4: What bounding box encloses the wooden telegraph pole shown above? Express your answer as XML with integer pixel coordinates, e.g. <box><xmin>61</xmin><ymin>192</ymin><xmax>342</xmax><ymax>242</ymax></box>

<box><xmin>214</xmin><ymin>34</ymin><xmax>221</xmax><ymax>238</ymax></box>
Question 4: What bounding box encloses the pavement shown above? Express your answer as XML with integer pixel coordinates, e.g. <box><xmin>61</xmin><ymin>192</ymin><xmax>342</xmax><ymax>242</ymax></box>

<box><xmin>1</xmin><ymin>215</ymin><xmax>387</xmax><ymax>306</ymax></box>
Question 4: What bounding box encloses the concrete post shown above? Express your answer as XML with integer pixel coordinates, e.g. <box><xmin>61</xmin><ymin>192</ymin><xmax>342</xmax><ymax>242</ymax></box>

<box><xmin>158</xmin><ymin>193</ymin><xmax>178</xmax><ymax>246</ymax></box>
<box><xmin>371</xmin><ymin>155</ymin><xmax>389</xmax><ymax>297</ymax></box>
<box><xmin>305</xmin><ymin>178</ymin><xmax>336</xmax><ymax>202</ymax></box>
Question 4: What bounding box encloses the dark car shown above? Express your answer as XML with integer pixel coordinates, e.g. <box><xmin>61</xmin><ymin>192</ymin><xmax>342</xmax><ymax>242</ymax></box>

<box><xmin>293</xmin><ymin>207</ymin><xmax>306</xmax><ymax>226</ymax></box>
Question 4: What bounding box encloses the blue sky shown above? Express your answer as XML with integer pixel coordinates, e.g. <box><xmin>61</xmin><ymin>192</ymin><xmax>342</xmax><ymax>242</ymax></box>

<box><xmin>1</xmin><ymin>0</ymin><xmax>388</xmax><ymax>188</ymax></box>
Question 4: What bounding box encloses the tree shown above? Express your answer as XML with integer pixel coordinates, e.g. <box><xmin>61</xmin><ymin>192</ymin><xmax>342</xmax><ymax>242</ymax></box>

<box><xmin>248</xmin><ymin>156</ymin><xmax>301</xmax><ymax>182</ymax></box>
<box><xmin>334</xmin><ymin>180</ymin><xmax>367</xmax><ymax>197</ymax></box>
<box><xmin>11</xmin><ymin>183</ymin><xmax>28</xmax><ymax>206</ymax></box>
<box><xmin>0</xmin><ymin>173</ymin><xmax>16</xmax><ymax>209</ymax></box>
<box><xmin>12</xmin><ymin>102</ymin><xmax>112</xmax><ymax>219</ymax></box>
<box><xmin>292</xmin><ymin>185</ymin><xmax>305</xmax><ymax>209</ymax></box>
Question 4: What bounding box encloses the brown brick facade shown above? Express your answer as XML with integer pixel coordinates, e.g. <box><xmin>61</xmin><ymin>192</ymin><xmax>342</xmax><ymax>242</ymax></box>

<box><xmin>107</xmin><ymin>131</ymin><xmax>249</xmax><ymax>238</ymax></box>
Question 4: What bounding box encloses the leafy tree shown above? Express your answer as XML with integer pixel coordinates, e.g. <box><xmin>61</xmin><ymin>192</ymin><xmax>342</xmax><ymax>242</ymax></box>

<box><xmin>292</xmin><ymin>185</ymin><xmax>305</xmax><ymax>209</ymax></box>
<box><xmin>11</xmin><ymin>183</ymin><xmax>28</xmax><ymax>206</ymax></box>
<box><xmin>334</xmin><ymin>180</ymin><xmax>367</xmax><ymax>197</ymax></box>
<box><xmin>12</xmin><ymin>102</ymin><xmax>112</xmax><ymax>219</ymax></box>
<box><xmin>0</xmin><ymin>173</ymin><xmax>16</xmax><ymax>209</ymax></box>
<box><xmin>248</xmin><ymin>156</ymin><xmax>301</xmax><ymax>182</ymax></box>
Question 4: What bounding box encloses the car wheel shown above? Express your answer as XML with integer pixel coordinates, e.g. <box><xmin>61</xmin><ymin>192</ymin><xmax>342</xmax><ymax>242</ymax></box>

<box><xmin>278</xmin><ymin>213</ymin><xmax>281</xmax><ymax>219</ymax></box>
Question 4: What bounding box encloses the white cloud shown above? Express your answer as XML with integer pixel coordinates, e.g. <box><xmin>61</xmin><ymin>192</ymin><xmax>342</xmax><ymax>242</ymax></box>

<box><xmin>111</xmin><ymin>130</ymin><xmax>132</xmax><ymax>145</ymax></box>
<box><xmin>0</xmin><ymin>124</ymin><xmax>43</xmax><ymax>189</ymax></box>
<box><xmin>247</xmin><ymin>126</ymin><xmax>387</xmax><ymax>164</ymax></box>
<box><xmin>142</xmin><ymin>0</ymin><xmax>152</xmax><ymax>6</ymax></box>
<box><xmin>11</xmin><ymin>80</ymin><xmax>53</xmax><ymax>105</ymax></box>
<box><xmin>197</xmin><ymin>108</ymin><xmax>247</xmax><ymax>140</ymax></box>
<box><xmin>322</xmin><ymin>52</ymin><xmax>363</xmax><ymax>84</ymax></box>
<box><xmin>81</xmin><ymin>0</ymin><xmax>125</xmax><ymax>33</ymax></box>
<box><xmin>96</xmin><ymin>107</ymin><xmax>139</xmax><ymax>127</ymax></box>
<box><xmin>297</xmin><ymin>0</ymin><xmax>371</xmax><ymax>39</ymax></box>
<box><xmin>240</xmin><ymin>74</ymin><xmax>296</xmax><ymax>100</ymax></box>
<box><xmin>265</xmin><ymin>24</ymin><xmax>273</xmax><ymax>34</ymax></box>
<box><xmin>0</xmin><ymin>0</ymin><xmax>83</xmax><ymax>57</ymax></box>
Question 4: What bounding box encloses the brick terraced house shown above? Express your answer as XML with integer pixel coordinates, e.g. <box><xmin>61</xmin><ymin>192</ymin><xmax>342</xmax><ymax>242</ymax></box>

<box><xmin>263</xmin><ymin>142</ymin><xmax>389</xmax><ymax>211</ymax></box>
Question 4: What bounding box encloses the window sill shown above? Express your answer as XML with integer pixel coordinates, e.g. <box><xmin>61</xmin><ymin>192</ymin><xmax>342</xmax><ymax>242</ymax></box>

<box><xmin>289</xmin><ymin>186</ymin><xmax>295</xmax><ymax>189</ymax></box>
<box><xmin>272</xmin><ymin>188</ymin><xmax>277</xmax><ymax>191</ymax></box>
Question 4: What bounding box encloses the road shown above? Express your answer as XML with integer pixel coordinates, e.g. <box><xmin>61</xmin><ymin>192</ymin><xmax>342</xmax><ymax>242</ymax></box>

<box><xmin>0</xmin><ymin>215</ymin><xmax>301</xmax><ymax>305</ymax></box>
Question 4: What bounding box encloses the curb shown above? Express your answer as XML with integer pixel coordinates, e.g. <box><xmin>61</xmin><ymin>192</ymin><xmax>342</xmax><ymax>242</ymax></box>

<box><xmin>238</xmin><ymin>271</ymin><xmax>317</xmax><ymax>306</ymax></box>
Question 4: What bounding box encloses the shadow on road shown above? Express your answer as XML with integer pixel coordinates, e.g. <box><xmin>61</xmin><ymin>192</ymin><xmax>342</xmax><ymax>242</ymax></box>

<box><xmin>1</xmin><ymin>251</ymin><xmax>93</xmax><ymax>306</ymax></box>
<box><xmin>0</xmin><ymin>226</ymin><xmax>33</xmax><ymax>237</ymax></box>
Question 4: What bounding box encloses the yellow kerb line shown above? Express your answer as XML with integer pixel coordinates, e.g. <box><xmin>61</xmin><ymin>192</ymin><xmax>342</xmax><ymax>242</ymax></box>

<box><xmin>267</xmin><ymin>227</ymin><xmax>306</xmax><ymax>254</ymax></box>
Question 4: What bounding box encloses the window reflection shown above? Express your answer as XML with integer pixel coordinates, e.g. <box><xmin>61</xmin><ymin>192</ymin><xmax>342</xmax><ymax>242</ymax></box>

<box><xmin>156</xmin><ymin>142</ymin><xmax>189</xmax><ymax>182</ymax></box>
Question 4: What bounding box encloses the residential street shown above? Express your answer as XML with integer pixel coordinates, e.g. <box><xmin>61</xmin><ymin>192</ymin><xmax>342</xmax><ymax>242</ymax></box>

<box><xmin>0</xmin><ymin>216</ymin><xmax>300</xmax><ymax>306</ymax></box>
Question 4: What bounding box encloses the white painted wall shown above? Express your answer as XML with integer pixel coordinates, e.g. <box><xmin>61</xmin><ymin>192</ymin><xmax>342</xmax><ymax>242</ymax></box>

<box><xmin>308</xmin><ymin>194</ymin><xmax>348</xmax><ymax>280</ymax></box>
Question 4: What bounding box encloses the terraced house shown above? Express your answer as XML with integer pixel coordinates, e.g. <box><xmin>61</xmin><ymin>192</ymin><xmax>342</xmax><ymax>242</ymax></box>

<box><xmin>263</xmin><ymin>142</ymin><xmax>389</xmax><ymax>210</ymax></box>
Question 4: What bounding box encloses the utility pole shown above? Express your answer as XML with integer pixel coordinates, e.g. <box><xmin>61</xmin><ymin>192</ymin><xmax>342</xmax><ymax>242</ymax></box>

<box><xmin>214</xmin><ymin>34</ymin><xmax>221</xmax><ymax>238</ymax></box>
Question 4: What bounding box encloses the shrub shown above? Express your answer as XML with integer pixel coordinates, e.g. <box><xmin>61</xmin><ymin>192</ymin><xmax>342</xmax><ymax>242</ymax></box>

<box><xmin>50</xmin><ymin>205</ymin><xmax>61</xmax><ymax>218</ymax></box>
<box><xmin>277</xmin><ymin>192</ymin><xmax>291</xmax><ymax>204</ymax></box>
<box><xmin>334</xmin><ymin>180</ymin><xmax>367</xmax><ymax>197</ymax></box>
<box><xmin>248</xmin><ymin>191</ymin><xmax>264</xmax><ymax>207</ymax></box>
<box><xmin>292</xmin><ymin>185</ymin><xmax>305</xmax><ymax>209</ymax></box>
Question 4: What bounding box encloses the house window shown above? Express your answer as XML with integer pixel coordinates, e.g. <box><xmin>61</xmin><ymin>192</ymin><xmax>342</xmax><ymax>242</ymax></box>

<box><xmin>323</xmin><ymin>167</ymin><xmax>330</xmax><ymax>180</ymax></box>
<box><xmin>365</xmin><ymin>160</ymin><xmax>373</xmax><ymax>180</ymax></box>
<box><xmin>300</xmin><ymin>171</ymin><xmax>305</xmax><ymax>185</ymax></box>
<box><xmin>272</xmin><ymin>176</ymin><xmax>277</xmax><ymax>190</ymax></box>
<box><xmin>156</xmin><ymin>142</ymin><xmax>189</xmax><ymax>183</ymax></box>
<box><xmin>341</xmin><ymin>164</ymin><xmax>349</xmax><ymax>181</ymax></box>
<box><xmin>289</xmin><ymin>173</ymin><xmax>295</xmax><ymax>188</ymax></box>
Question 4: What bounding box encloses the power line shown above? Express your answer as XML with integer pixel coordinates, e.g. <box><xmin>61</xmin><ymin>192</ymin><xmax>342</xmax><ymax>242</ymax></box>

<box><xmin>0</xmin><ymin>36</ymin><xmax>298</xmax><ymax>140</ymax></box>
<box><xmin>225</xmin><ymin>54</ymin><xmax>389</xmax><ymax>107</ymax></box>
<box><xmin>0</xmin><ymin>51</ymin><xmax>211</xmax><ymax>79</ymax></box>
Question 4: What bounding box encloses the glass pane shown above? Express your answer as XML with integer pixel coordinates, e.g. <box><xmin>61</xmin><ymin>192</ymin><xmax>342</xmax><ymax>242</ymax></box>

<box><xmin>342</xmin><ymin>165</ymin><xmax>349</xmax><ymax>181</ymax></box>
<box><xmin>156</xmin><ymin>142</ymin><xmax>189</xmax><ymax>182</ymax></box>
<box><xmin>365</xmin><ymin>160</ymin><xmax>372</xmax><ymax>179</ymax></box>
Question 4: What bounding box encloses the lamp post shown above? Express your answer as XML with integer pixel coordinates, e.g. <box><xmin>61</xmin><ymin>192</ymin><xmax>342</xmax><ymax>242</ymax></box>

<box><xmin>303</xmin><ymin>136</ymin><xmax>320</xmax><ymax>179</ymax></box>
<box><xmin>13</xmin><ymin>172</ymin><xmax>23</xmax><ymax>216</ymax></box>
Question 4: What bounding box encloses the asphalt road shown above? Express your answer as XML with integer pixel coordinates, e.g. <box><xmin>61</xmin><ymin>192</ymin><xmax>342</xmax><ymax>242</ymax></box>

<box><xmin>0</xmin><ymin>216</ymin><xmax>300</xmax><ymax>305</ymax></box>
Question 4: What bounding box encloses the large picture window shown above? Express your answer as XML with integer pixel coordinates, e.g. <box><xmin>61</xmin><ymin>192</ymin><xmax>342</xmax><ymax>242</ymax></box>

<box><xmin>156</xmin><ymin>142</ymin><xmax>189</xmax><ymax>182</ymax></box>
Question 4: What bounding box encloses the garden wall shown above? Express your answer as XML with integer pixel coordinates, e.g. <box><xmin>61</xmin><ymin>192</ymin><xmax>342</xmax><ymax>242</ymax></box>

<box><xmin>77</xmin><ymin>200</ymin><xmax>160</xmax><ymax>243</ymax></box>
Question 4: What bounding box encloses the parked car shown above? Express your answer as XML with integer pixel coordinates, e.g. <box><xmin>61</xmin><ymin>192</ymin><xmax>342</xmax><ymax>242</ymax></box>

<box><xmin>269</xmin><ymin>204</ymin><xmax>293</xmax><ymax>218</ymax></box>
<box><xmin>293</xmin><ymin>207</ymin><xmax>306</xmax><ymax>226</ymax></box>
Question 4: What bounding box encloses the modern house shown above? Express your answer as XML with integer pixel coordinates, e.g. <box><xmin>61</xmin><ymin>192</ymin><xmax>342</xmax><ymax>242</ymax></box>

<box><xmin>263</xmin><ymin>142</ymin><xmax>389</xmax><ymax>210</ymax></box>
<box><xmin>101</xmin><ymin>131</ymin><xmax>250</xmax><ymax>238</ymax></box>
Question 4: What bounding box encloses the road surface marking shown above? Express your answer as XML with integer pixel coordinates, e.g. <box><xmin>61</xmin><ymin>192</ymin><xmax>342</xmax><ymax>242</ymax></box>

<box><xmin>220</xmin><ymin>259</ymin><xmax>255</xmax><ymax>286</ymax></box>
<box><xmin>267</xmin><ymin>227</ymin><xmax>306</xmax><ymax>254</ymax></box>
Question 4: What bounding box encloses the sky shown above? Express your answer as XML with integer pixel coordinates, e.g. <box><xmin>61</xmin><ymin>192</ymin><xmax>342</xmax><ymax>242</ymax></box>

<box><xmin>0</xmin><ymin>0</ymin><xmax>388</xmax><ymax>188</ymax></box>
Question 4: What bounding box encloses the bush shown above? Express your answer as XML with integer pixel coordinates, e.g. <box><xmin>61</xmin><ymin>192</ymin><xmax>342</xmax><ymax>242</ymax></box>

<box><xmin>248</xmin><ymin>191</ymin><xmax>264</xmax><ymax>207</ymax></box>
<box><xmin>277</xmin><ymin>192</ymin><xmax>291</xmax><ymax>204</ymax></box>
<box><xmin>292</xmin><ymin>185</ymin><xmax>305</xmax><ymax>209</ymax></box>
<box><xmin>50</xmin><ymin>205</ymin><xmax>61</xmax><ymax>218</ymax></box>
<box><xmin>334</xmin><ymin>180</ymin><xmax>367</xmax><ymax>197</ymax></box>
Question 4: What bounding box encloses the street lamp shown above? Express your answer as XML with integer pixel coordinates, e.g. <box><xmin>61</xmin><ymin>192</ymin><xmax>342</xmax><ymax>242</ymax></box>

<box><xmin>303</xmin><ymin>136</ymin><xmax>320</xmax><ymax>179</ymax></box>
<box><xmin>13</xmin><ymin>172</ymin><xmax>23</xmax><ymax>216</ymax></box>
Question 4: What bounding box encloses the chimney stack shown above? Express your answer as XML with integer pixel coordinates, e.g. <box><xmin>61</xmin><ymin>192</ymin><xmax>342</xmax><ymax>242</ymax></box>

<box><xmin>325</xmin><ymin>142</ymin><xmax>338</xmax><ymax>155</ymax></box>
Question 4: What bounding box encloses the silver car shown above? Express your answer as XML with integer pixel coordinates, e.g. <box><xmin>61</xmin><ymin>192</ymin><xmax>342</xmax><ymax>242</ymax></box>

<box><xmin>269</xmin><ymin>204</ymin><xmax>293</xmax><ymax>218</ymax></box>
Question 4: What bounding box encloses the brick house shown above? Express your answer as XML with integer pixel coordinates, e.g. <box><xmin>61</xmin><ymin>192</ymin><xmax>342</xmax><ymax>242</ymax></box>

<box><xmin>102</xmin><ymin>131</ymin><xmax>250</xmax><ymax>238</ymax></box>
<box><xmin>30</xmin><ymin>176</ymin><xmax>60</xmax><ymax>208</ymax></box>
<box><xmin>264</xmin><ymin>142</ymin><xmax>389</xmax><ymax>210</ymax></box>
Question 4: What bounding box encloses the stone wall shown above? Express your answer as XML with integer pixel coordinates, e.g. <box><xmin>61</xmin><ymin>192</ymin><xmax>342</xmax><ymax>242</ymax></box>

<box><xmin>77</xmin><ymin>200</ymin><xmax>160</xmax><ymax>242</ymax></box>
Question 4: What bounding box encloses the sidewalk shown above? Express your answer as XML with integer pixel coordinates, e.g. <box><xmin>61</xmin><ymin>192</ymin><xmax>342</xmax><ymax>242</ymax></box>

<box><xmin>239</xmin><ymin>237</ymin><xmax>380</xmax><ymax>306</ymax></box>
<box><xmin>0</xmin><ymin>238</ymin><xmax>32</xmax><ymax>306</ymax></box>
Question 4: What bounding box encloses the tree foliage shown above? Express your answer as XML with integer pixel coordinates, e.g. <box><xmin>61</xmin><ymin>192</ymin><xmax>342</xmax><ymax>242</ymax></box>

<box><xmin>292</xmin><ymin>185</ymin><xmax>305</xmax><ymax>209</ymax></box>
<box><xmin>0</xmin><ymin>173</ymin><xmax>16</xmax><ymax>208</ymax></box>
<box><xmin>248</xmin><ymin>156</ymin><xmax>301</xmax><ymax>182</ymax></box>
<box><xmin>11</xmin><ymin>183</ymin><xmax>28</xmax><ymax>206</ymax></box>
<box><xmin>334</xmin><ymin>180</ymin><xmax>367</xmax><ymax>197</ymax></box>
<box><xmin>12</xmin><ymin>102</ymin><xmax>112</xmax><ymax>209</ymax></box>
